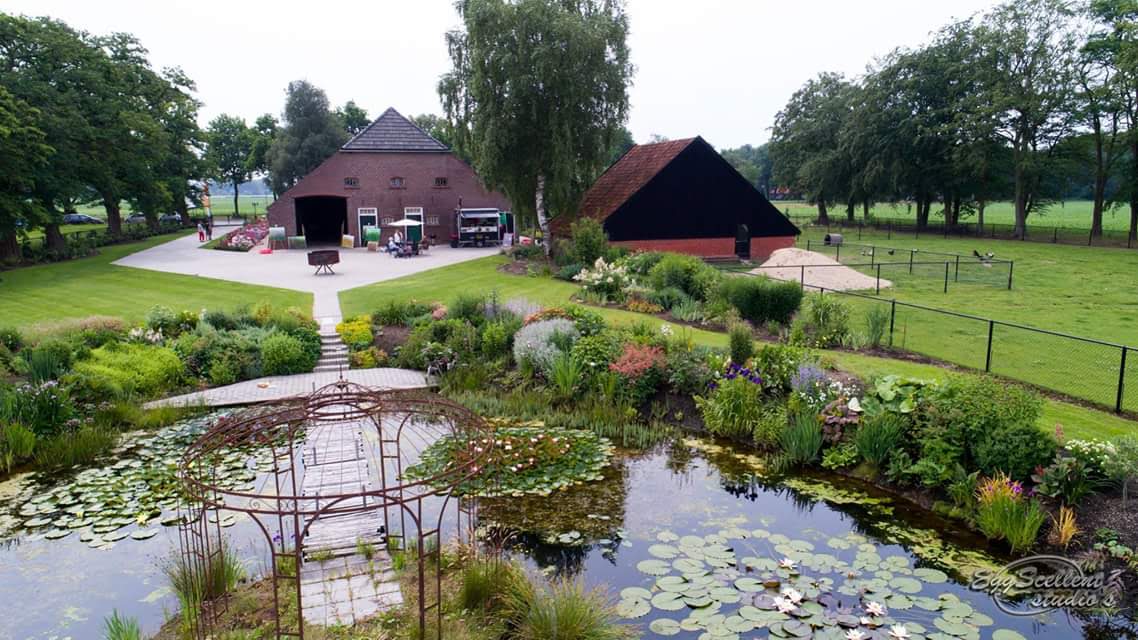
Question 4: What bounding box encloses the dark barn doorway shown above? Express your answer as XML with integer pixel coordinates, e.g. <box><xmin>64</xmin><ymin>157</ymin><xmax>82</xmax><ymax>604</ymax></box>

<box><xmin>296</xmin><ymin>196</ymin><xmax>348</xmax><ymax>245</ymax></box>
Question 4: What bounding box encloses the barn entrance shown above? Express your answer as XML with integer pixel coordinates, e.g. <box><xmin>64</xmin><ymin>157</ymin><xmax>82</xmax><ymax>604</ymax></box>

<box><xmin>296</xmin><ymin>196</ymin><xmax>348</xmax><ymax>245</ymax></box>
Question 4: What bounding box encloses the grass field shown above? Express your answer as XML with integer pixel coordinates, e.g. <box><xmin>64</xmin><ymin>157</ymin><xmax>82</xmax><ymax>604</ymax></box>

<box><xmin>777</xmin><ymin>200</ymin><xmax>1136</xmax><ymax>231</ymax></box>
<box><xmin>73</xmin><ymin>194</ymin><xmax>274</xmax><ymax>219</ymax></box>
<box><xmin>338</xmin><ymin>254</ymin><xmax>1134</xmax><ymax>440</ymax></box>
<box><xmin>784</xmin><ymin>228</ymin><xmax>1138</xmax><ymax>412</ymax></box>
<box><xmin>1</xmin><ymin>233</ymin><xmax>311</xmax><ymax>329</ymax></box>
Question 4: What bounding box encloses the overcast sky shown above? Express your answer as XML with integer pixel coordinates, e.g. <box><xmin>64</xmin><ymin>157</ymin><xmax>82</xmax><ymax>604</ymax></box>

<box><xmin>6</xmin><ymin>0</ymin><xmax>1001</xmax><ymax>149</ymax></box>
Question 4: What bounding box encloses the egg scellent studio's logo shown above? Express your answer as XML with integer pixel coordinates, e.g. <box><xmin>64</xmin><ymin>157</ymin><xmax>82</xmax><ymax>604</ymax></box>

<box><xmin>969</xmin><ymin>555</ymin><xmax>1125</xmax><ymax>616</ymax></box>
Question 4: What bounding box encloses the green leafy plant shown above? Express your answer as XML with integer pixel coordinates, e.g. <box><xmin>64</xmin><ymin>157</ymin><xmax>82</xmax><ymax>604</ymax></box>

<box><xmin>1106</xmin><ymin>435</ymin><xmax>1138</xmax><ymax>505</ymax></box>
<box><xmin>261</xmin><ymin>332</ymin><xmax>317</xmax><ymax>375</ymax></box>
<box><xmin>335</xmin><ymin>316</ymin><xmax>374</xmax><ymax>351</ymax></box>
<box><xmin>753</xmin><ymin>343</ymin><xmax>811</xmax><ymax>394</ymax></box>
<box><xmin>854</xmin><ymin>413</ymin><xmax>906</xmax><ymax>468</ymax></box>
<box><xmin>567</xmin><ymin>217</ymin><xmax>612</xmax><ymax>266</ymax></box>
<box><xmin>550</xmin><ymin>352</ymin><xmax>585</xmax><ymax>399</ymax></box>
<box><xmin>0</xmin><ymin>422</ymin><xmax>36</xmax><ymax>472</ymax></box>
<box><xmin>460</xmin><ymin>557</ymin><xmax>524</xmax><ymax>613</ymax></box>
<box><xmin>450</xmin><ymin>292</ymin><xmax>488</xmax><ymax>325</ymax></box>
<box><xmin>779</xmin><ymin>412</ymin><xmax>823</xmax><ymax>466</ymax></box>
<box><xmin>694</xmin><ymin>374</ymin><xmax>764</xmax><ymax>442</ymax></box>
<box><xmin>727</xmin><ymin>323</ymin><xmax>754</xmax><ymax>365</ymax></box>
<box><xmin>71</xmin><ymin>343</ymin><xmax>185</xmax><ymax>399</ymax></box>
<box><xmin>821</xmin><ymin>443</ymin><xmax>859</xmax><ymax>470</ymax></box>
<box><xmin>717</xmin><ymin>275</ymin><xmax>802</xmax><ymax>325</ymax></box>
<box><xmin>163</xmin><ymin>543</ymin><xmax>245</xmax><ymax>626</ymax></box>
<box><xmin>512</xmin><ymin>578</ymin><xmax>630</xmax><ymax>640</ymax></box>
<box><xmin>1032</xmin><ymin>455</ymin><xmax>1102</xmax><ymax>505</ymax></box>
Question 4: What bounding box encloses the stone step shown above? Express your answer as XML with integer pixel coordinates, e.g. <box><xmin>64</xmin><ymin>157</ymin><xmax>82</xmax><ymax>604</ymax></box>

<box><xmin>314</xmin><ymin>364</ymin><xmax>348</xmax><ymax>373</ymax></box>
<box><xmin>318</xmin><ymin>355</ymin><xmax>349</xmax><ymax>365</ymax></box>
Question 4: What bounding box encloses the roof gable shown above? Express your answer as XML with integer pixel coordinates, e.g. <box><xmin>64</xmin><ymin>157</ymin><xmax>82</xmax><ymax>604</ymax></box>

<box><xmin>341</xmin><ymin>107</ymin><xmax>449</xmax><ymax>153</ymax></box>
<box><xmin>571</xmin><ymin>138</ymin><xmax>696</xmax><ymax>226</ymax></box>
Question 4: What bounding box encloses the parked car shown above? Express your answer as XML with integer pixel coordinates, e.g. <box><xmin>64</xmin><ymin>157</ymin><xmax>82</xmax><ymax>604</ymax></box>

<box><xmin>61</xmin><ymin>213</ymin><xmax>103</xmax><ymax>225</ymax></box>
<box><xmin>158</xmin><ymin>213</ymin><xmax>183</xmax><ymax>225</ymax></box>
<box><xmin>125</xmin><ymin>214</ymin><xmax>148</xmax><ymax>224</ymax></box>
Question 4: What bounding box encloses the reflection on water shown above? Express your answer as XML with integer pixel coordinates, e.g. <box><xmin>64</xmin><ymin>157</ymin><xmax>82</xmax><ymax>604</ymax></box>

<box><xmin>490</xmin><ymin>438</ymin><xmax>1135</xmax><ymax>639</ymax></box>
<box><xmin>2</xmin><ymin>422</ymin><xmax>1136</xmax><ymax>639</ymax></box>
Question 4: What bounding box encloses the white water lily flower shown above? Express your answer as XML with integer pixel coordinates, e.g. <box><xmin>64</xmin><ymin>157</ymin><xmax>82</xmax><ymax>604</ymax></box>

<box><xmin>888</xmin><ymin>624</ymin><xmax>911</xmax><ymax>639</ymax></box>
<box><xmin>778</xmin><ymin>557</ymin><xmax>797</xmax><ymax>570</ymax></box>
<box><xmin>845</xmin><ymin>630</ymin><xmax>866</xmax><ymax>640</ymax></box>
<box><xmin>864</xmin><ymin>601</ymin><xmax>887</xmax><ymax>617</ymax></box>
<box><xmin>773</xmin><ymin>596</ymin><xmax>797</xmax><ymax>614</ymax></box>
<box><xmin>780</xmin><ymin>587</ymin><xmax>803</xmax><ymax>604</ymax></box>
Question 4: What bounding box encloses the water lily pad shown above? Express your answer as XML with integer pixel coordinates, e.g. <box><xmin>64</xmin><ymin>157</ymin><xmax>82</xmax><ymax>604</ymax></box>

<box><xmin>657</xmin><ymin>531</ymin><xmax>680</xmax><ymax>542</ymax></box>
<box><xmin>649</xmin><ymin>618</ymin><xmax>681</xmax><ymax>636</ymax></box>
<box><xmin>652</xmin><ymin>592</ymin><xmax>687</xmax><ymax>611</ymax></box>
<box><xmin>914</xmin><ymin>567</ymin><xmax>949</xmax><ymax>583</ymax></box>
<box><xmin>131</xmin><ymin>529</ymin><xmax>158</xmax><ymax>540</ymax></box>
<box><xmin>638</xmin><ymin>560</ymin><xmax>671</xmax><ymax>576</ymax></box>
<box><xmin>890</xmin><ymin>577</ymin><xmax>923</xmax><ymax>594</ymax></box>
<box><xmin>657</xmin><ymin>576</ymin><xmax>689</xmax><ymax>592</ymax></box>
<box><xmin>649</xmin><ymin>544</ymin><xmax>680</xmax><ymax>559</ymax></box>
<box><xmin>617</xmin><ymin>598</ymin><xmax>650</xmax><ymax>619</ymax></box>
<box><xmin>673</xmin><ymin>558</ymin><xmax>705</xmax><ymax>573</ymax></box>
<box><xmin>734</xmin><ymin>577</ymin><xmax>764</xmax><ymax>592</ymax></box>
<box><xmin>992</xmin><ymin>631</ymin><xmax>1026</xmax><ymax>640</ymax></box>
<box><xmin>103</xmin><ymin>530</ymin><xmax>129</xmax><ymax>542</ymax></box>
<box><xmin>621</xmin><ymin>587</ymin><xmax>652</xmax><ymax>601</ymax></box>
<box><xmin>43</xmin><ymin>529</ymin><xmax>71</xmax><ymax>539</ymax></box>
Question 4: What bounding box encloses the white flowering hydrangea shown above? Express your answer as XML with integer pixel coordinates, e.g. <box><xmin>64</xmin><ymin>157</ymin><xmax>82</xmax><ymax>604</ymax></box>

<box><xmin>1065</xmin><ymin>438</ymin><xmax>1117</xmax><ymax>473</ymax></box>
<box><xmin>573</xmin><ymin>257</ymin><xmax>630</xmax><ymax>298</ymax></box>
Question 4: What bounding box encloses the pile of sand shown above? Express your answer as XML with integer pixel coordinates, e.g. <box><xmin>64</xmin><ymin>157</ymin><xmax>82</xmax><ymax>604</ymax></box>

<box><xmin>751</xmin><ymin>247</ymin><xmax>892</xmax><ymax>291</ymax></box>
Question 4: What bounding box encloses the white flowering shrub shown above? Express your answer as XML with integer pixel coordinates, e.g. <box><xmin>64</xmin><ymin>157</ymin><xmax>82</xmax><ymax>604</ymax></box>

<box><xmin>573</xmin><ymin>257</ymin><xmax>630</xmax><ymax>300</ymax></box>
<box><xmin>1066</xmin><ymin>439</ymin><xmax>1117</xmax><ymax>475</ymax></box>
<box><xmin>512</xmin><ymin>319</ymin><xmax>579</xmax><ymax>376</ymax></box>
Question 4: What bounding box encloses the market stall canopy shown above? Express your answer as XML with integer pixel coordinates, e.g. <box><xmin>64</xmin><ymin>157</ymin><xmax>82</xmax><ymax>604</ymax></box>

<box><xmin>388</xmin><ymin>218</ymin><xmax>423</xmax><ymax>227</ymax></box>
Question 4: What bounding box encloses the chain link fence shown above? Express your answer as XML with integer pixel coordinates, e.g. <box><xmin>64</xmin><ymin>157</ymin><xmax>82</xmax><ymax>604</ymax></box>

<box><xmin>802</xmin><ymin>239</ymin><xmax>1014</xmax><ymax>290</ymax></box>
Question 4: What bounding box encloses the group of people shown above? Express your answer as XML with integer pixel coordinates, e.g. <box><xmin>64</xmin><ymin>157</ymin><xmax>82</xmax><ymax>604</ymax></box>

<box><xmin>196</xmin><ymin>219</ymin><xmax>213</xmax><ymax>242</ymax></box>
<box><xmin>385</xmin><ymin>230</ymin><xmax>430</xmax><ymax>257</ymax></box>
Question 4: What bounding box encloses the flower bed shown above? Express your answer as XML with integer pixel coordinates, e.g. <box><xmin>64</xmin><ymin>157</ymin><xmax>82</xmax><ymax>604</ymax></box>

<box><xmin>213</xmin><ymin>219</ymin><xmax>268</xmax><ymax>252</ymax></box>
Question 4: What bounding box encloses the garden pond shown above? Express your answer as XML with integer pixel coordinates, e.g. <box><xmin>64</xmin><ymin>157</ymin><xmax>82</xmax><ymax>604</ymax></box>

<box><xmin>0</xmin><ymin>415</ymin><xmax>1129</xmax><ymax>639</ymax></box>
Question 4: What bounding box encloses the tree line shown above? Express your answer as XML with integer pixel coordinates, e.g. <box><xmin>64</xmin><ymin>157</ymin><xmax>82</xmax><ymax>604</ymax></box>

<box><xmin>767</xmin><ymin>0</ymin><xmax>1138</xmax><ymax>241</ymax></box>
<box><xmin>0</xmin><ymin>13</ymin><xmax>419</xmax><ymax>262</ymax></box>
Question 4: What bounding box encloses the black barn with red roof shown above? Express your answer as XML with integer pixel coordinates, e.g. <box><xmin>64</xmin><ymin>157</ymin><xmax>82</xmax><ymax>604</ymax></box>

<box><xmin>554</xmin><ymin>136</ymin><xmax>799</xmax><ymax>260</ymax></box>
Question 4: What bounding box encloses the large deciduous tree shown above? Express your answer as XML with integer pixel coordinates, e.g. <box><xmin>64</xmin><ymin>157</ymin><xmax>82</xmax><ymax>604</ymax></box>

<box><xmin>438</xmin><ymin>0</ymin><xmax>634</xmax><ymax>249</ymax></box>
<box><xmin>974</xmin><ymin>0</ymin><xmax>1080</xmax><ymax>238</ymax></box>
<box><xmin>335</xmin><ymin>100</ymin><xmax>370</xmax><ymax>136</ymax></box>
<box><xmin>205</xmin><ymin>114</ymin><xmax>253</xmax><ymax>217</ymax></box>
<box><xmin>769</xmin><ymin>72</ymin><xmax>855</xmax><ymax>224</ymax></box>
<box><xmin>266</xmin><ymin>80</ymin><xmax>347</xmax><ymax>195</ymax></box>
<box><xmin>0</xmin><ymin>86</ymin><xmax>51</xmax><ymax>262</ymax></box>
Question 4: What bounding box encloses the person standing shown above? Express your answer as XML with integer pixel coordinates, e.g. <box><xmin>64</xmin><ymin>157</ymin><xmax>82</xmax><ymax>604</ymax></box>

<box><xmin>204</xmin><ymin>218</ymin><xmax>212</xmax><ymax>241</ymax></box>
<box><xmin>197</xmin><ymin>222</ymin><xmax>206</xmax><ymax>242</ymax></box>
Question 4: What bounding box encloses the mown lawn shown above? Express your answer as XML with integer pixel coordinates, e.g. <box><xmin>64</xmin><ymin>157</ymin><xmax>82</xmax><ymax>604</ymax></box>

<box><xmin>778</xmin><ymin>199</ymin><xmax>1136</xmax><ymax>231</ymax></box>
<box><xmin>339</xmin><ymin>254</ymin><xmax>1135</xmax><ymax>441</ymax></box>
<box><xmin>1</xmin><ymin>233</ymin><xmax>311</xmax><ymax>329</ymax></box>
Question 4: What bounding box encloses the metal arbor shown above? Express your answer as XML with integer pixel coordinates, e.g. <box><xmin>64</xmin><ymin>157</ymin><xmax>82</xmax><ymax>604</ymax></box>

<box><xmin>177</xmin><ymin>382</ymin><xmax>493</xmax><ymax>639</ymax></box>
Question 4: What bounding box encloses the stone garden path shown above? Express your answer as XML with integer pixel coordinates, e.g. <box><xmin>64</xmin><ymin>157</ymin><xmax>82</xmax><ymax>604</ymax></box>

<box><xmin>144</xmin><ymin>368</ymin><xmax>432</xmax><ymax>408</ymax></box>
<box><xmin>113</xmin><ymin>233</ymin><xmax>498</xmax><ymax>325</ymax></box>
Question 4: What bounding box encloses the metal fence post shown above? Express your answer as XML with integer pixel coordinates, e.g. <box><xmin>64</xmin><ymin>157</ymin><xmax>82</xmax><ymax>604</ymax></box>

<box><xmin>954</xmin><ymin>255</ymin><xmax>960</xmax><ymax>282</ymax></box>
<box><xmin>836</xmin><ymin>243</ymin><xmax>841</xmax><ymax>262</ymax></box>
<box><xmin>1118</xmin><ymin>347</ymin><xmax>1128</xmax><ymax>414</ymax></box>
<box><xmin>943</xmin><ymin>261</ymin><xmax>949</xmax><ymax>293</ymax></box>
<box><xmin>876</xmin><ymin>264</ymin><xmax>882</xmax><ymax>295</ymax></box>
<box><xmin>985</xmin><ymin>320</ymin><xmax>994</xmax><ymax>372</ymax></box>
<box><xmin>806</xmin><ymin>239</ymin><xmax>811</xmax><ymax>252</ymax></box>
<box><xmin>889</xmin><ymin>299</ymin><xmax>896</xmax><ymax>347</ymax></box>
<box><xmin>909</xmin><ymin>250</ymin><xmax>914</xmax><ymax>274</ymax></box>
<box><xmin>1007</xmin><ymin>261</ymin><xmax>1014</xmax><ymax>290</ymax></box>
<box><xmin>800</xmin><ymin>265</ymin><xmax>805</xmax><ymax>292</ymax></box>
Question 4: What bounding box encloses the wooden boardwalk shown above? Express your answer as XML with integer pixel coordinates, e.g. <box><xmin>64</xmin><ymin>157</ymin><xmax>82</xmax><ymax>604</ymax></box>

<box><xmin>298</xmin><ymin>416</ymin><xmax>402</xmax><ymax>626</ymax></box>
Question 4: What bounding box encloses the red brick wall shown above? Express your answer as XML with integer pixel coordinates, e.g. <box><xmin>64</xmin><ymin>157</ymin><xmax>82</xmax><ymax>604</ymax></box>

<box><xmin>749</xmin><ymin>236</ymin><xmax>796</xmax><ymax>261</ymax></box>
<box><xmin>611</xmin><ymin>236</ymin><xmax>795</xmax><ymax>261</ymax></box>
<box><xmin>266</xmin><ymin>151</ymin><xmax>510</xmax><ymax>245</ymax></box>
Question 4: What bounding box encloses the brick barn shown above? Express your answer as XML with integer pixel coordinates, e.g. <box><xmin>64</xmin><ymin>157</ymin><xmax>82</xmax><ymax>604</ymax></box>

<box><xmin>554</xmin><ymin>136</ymin><xmax>799</xmax><ymax>260</ymax></box>
<box><xmin>266</xmin><ymin>108</ymin><xmax>509</xmax><ymax>246</ymax></box>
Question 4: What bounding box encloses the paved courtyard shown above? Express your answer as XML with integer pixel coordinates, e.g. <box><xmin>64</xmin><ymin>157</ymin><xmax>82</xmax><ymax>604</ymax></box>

<box><xmin>114</xmin><ymin>233</ymin><xmax>498</xmax><ymax>322</ymax></box>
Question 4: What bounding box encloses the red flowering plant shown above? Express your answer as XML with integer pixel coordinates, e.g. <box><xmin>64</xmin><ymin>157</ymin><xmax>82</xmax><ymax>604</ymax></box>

<box><xmin>215</xmin><ymin>219</ymin><xmax>269</xmax><ymax>252</ymax></box>
<box><xmin>609</xmin><ymin>343</ymin><xmax>665</xmax><ymax>404</ymax></box>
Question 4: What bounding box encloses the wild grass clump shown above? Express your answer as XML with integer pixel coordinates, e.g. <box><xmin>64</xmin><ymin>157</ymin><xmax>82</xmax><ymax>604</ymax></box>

<box><xmin>855</xmin><ymin>413</ymin><xmax>906</xmax><ymax>468</ymax></box>
<box><xmin>1</xmin><ymin>422</ymin><xmax>36</xmax><ymax>472</ymax></box>
<box><xmin>778</xmin><ymin>412</ymin><xmax>823</xmax><ymax>466</ymax></box>
<box><xmin>510</xmin><ymin>578</ymin><xmax>631</xmax><ymax>640</ymax></box>
<box><xmin>460</xmin><ymin>557</ymin><xmax>523</xmax><ymax>612</ymax></box>
<box><xmin>163</xmin><ymin>543</ymin><xmax>246</xmax><ymax>626</ymax></box>
<box><xmin>102</xmin><ymin>609</ymin><xmax>142</xmax><ymax>640</ymax></box>
<box><xmin>975</xmin><ymin>473</ymin><xmax>1048</xmax><ymax>553</ymax></box>
<box><xmin>33</xmin><ymin>426</ymin><xmax>116</xmax><ymax>468</ymax></box>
